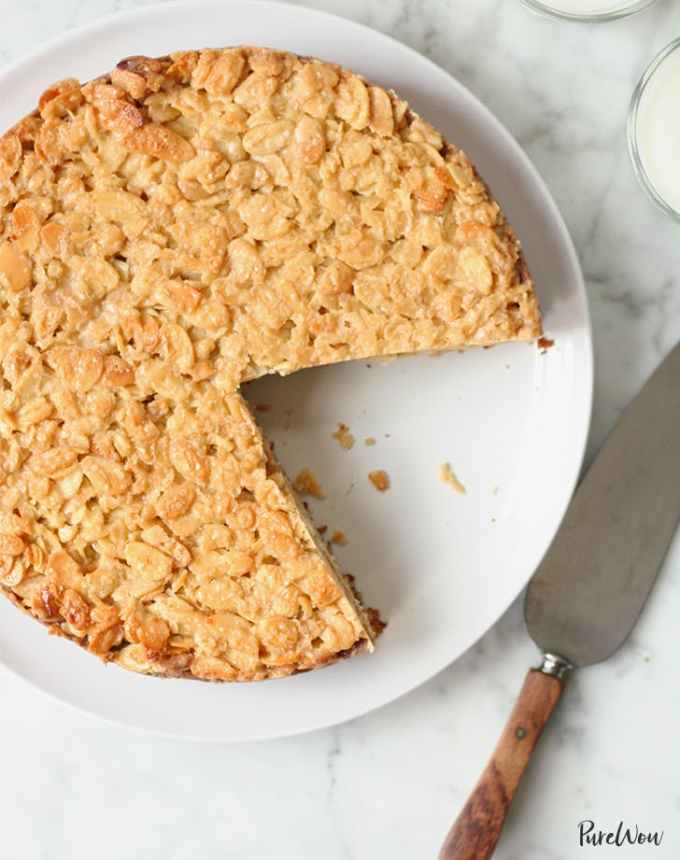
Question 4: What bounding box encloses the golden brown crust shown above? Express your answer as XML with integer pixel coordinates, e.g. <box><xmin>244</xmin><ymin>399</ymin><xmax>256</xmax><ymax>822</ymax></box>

<box><xmin>0</xmin><ymin>46</ymin><xmax>539</xmax><ymax>682</ymax></box>
<box><xmin>1</xmin><ymin>569</ymin><xmax>376</xmax><ymax>682</ymax></box>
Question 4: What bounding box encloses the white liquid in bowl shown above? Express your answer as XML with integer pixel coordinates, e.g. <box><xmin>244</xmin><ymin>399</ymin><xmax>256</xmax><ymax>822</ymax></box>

<box><xmin>537</xmin><ymin>0</ymin><xmax>647</xmax><ymax>13</ymax></box>
<box><xmin>636</xmin><ymin>47</ymin><xmax>680</xmax><ymax>215</ymax></box>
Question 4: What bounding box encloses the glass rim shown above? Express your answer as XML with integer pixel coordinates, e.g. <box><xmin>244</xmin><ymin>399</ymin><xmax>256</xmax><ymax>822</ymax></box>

<box><xmin>520</xmin><ymin>0</ymin><xmax>657</xmax><ymax>22</ymax></box>
<box><xmin>627</xmin><ymin>36</ymin><xmax>680</xmax><ymax>222</ymax></box>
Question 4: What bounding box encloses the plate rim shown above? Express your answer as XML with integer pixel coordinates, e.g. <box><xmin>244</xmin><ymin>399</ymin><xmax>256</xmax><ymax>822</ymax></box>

<box><xmin>0</xmin><ymin>0</ymin><xmax>593</xmax><ymax>742</ymax></box>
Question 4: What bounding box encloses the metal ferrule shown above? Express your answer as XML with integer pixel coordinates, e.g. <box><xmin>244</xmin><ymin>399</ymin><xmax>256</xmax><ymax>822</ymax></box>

<box><xmin>538</xmin><ymin>652</ymin><xmax>573</xmax><ymax>680</ymax></box>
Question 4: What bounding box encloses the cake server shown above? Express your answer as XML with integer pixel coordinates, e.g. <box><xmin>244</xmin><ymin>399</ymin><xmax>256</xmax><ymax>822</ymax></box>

<box><xmin>439</xmin><ymin>341</ymin><xmax>680</xmax><ymax>860</ymax></box>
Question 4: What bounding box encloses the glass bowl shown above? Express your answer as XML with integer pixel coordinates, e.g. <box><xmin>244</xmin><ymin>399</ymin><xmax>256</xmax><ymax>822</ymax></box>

<box><xmin>520</xmin><ymin>0</ymin><xmax>657</xmax><ymax>21</ymax></box>
<box><xmin>628</xmin><ymin>37</ymin><xmax>680</xmax><ymax>221</ymax></box>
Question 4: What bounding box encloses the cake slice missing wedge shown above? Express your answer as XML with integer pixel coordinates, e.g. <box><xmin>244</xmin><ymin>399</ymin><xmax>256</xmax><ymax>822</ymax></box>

<box><xmin>0</xmin><ymin>46</ymin><xmax>541</xmax><ymax>680</ymax></box>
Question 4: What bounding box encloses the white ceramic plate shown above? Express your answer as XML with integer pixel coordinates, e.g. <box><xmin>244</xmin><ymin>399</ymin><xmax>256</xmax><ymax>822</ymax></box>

<box><xmin>0</xmin><ymin>0</ymin><xmax>592</xmax><ymax>742</ymax></box>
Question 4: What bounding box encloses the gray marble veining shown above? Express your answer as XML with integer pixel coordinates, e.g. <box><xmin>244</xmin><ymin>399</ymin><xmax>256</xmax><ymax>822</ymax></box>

<box><xmin>0</xmin><ymin>1</ymin><xmax>679</xmax><ymax>857</ymax></box>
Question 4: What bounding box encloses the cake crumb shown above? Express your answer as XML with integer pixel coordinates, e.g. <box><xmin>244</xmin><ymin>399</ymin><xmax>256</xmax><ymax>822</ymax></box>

<box><xmin>364</xmin><ymin>436</ymin><xmax>377</xmax><ymax>447</ymax></box>
<box><xmin>537</xmin><ymin>336</ymin><xmax>555</xmax><ymax>352</ymax></box>
<box><xmin>293</xmin><ymin>468</ymin><xmax>325</xmax><ymax>499</ymax></box>
<box><xmin>330</xmin><ymin>530</ymin><xmax>348</xmax><ymax>546</ymax></box>
<box><xmin>369</xmin><ymin>470</ymin><xmax>390</xmax><ymax>492</ymax></box>
<box><xmin>255</xmin><ymin>403</ymin><xmax>271</xmax><ymax>412</ymax></box>
<box><xmin>332</xmin><ymin>422</ymin><xmax>355</xmax><ymax>450</ymax></box>
<box><xmin>440</xmin><ymin>462</ymin><xmax>466</xmax><ymax>495</ymax></box>
<box><xmin>366</xmin><ymin>606</ymin><xmax>387</xmax><ymax>636</ymax></box>
<box><xmin>318</xmin><ymin>525</ymin><xmax>328</xmax><ymax>535</ymax></box>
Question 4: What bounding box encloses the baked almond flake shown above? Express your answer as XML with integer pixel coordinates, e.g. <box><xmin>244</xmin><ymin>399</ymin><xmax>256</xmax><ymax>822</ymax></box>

<box><xmin>440</xmin><ymin>462</ymin><xmax>466</xmax><ymax>494</ymax></box>
<box><xmin>369</xmin><ymin>470</ymin><xmax>391</xmax><ymax>492</ymax></box>
<box><xmin>293</xmin><ymin>467</ymin><xmax>326</xmax><ymax>500</ymax></box>
<box><xmin>332</xmin><ymin>422</ymin><xmax>355</xmax><ymax>451</ymax></box>
<box><xmin>0</xmin><ymin>46</ymin><xmax>540</xmax><ymax>682</ymax></box>
<box><xmin>330</xmin><ymin>530</ymin><xmax>348</xmax><ymax>546</ymax></box>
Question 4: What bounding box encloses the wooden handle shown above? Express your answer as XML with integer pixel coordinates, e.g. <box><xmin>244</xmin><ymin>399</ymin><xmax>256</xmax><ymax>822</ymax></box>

<box><xmin>438</xmin><ymin>667</ymin><xmax>566</xmax><ymax>860</ymax></box>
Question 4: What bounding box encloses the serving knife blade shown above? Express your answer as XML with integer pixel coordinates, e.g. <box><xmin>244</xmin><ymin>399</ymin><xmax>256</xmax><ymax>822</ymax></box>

<box><xmin>439</xmin><ymin>341</ymin><xmax>680</xmax><ymax>860</ymax></box>
<box><xmin>526</xmin><ymin>340</ymin><xmax>680</xmax><ymax>667</ymax></box>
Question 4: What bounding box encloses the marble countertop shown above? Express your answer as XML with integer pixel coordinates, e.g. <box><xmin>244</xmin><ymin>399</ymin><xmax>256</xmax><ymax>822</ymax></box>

<box><xmin>1</xmin><ymin>0</ymin><xmax>680</xmax><ymax>857</ymax></box>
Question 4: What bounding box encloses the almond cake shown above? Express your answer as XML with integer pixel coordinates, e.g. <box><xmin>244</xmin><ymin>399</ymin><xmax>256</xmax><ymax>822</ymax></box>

<box><xmin>0</xmin><ymin>47</ymin><xmax>541</xmax><ymax>681</ymax></box>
